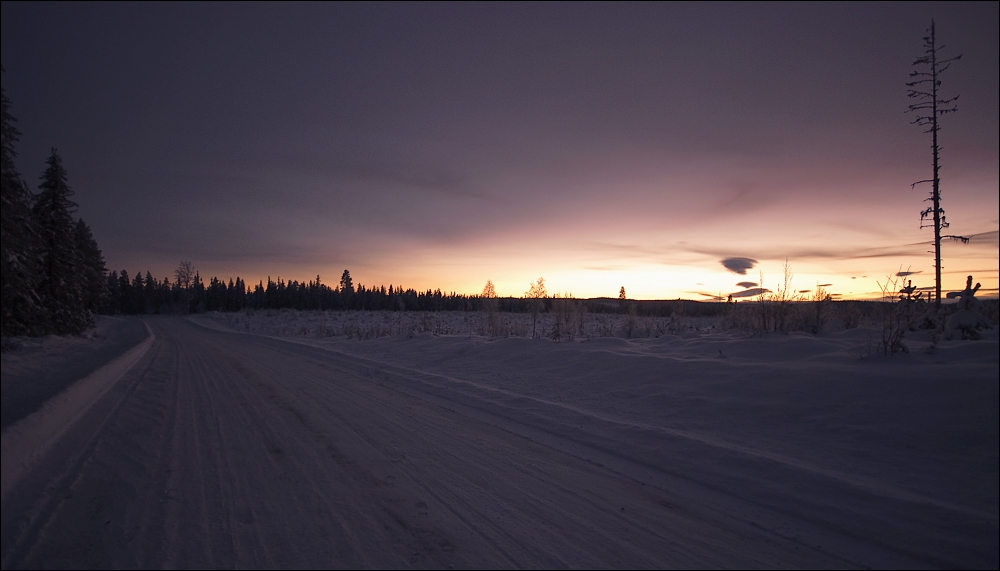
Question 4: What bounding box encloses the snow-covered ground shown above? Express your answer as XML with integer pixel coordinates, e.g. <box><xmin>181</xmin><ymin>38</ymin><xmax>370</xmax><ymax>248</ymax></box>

<box><xmin>2</xmin><ymin>310</ymin><xmax>996</xmax><ymax>568</ymax></box>
<box><xmin>1</xmin><ymin>316</ymin><xmax>147</xmax><ymax>430</ymax></box>
<box><xmin>192</xmin><ymin>309</ymin><xmax>999</xmax><ymax>567</ymax></box>
<box><xmin>195</xmin><ymin>307</ymin><xmax>715</xmax><ymax>340</ymax></box>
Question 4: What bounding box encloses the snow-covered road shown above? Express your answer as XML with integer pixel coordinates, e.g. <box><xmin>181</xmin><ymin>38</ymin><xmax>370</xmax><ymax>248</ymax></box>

<box><xmin>2</xmin><ymin>316</ymin><xmax>996</xmax><ymax>568</ymax></box>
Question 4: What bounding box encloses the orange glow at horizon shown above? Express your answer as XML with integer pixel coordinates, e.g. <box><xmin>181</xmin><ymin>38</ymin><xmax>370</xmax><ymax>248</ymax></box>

<box><xmin>184</xmin><ymin>235</ymin><xmax>998</xmax><ymax>302</ymax></box>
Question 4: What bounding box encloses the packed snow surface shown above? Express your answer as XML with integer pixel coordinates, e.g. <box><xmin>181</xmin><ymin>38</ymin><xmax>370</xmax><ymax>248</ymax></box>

<box><xmin>1</xmin><ymin>311</ymin><xmax>997</xmax><ymax>568</ymax></box>
<box><xmin>1</xmin><ymin>316</ymin><xmax>147</xmax><ymax>430</ymax></box>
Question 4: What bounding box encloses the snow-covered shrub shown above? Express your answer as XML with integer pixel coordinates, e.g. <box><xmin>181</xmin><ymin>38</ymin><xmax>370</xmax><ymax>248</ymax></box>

<box><xmin>943</xmin><ymin>276</ymin><xmax>991</xmax><ymax>340</ymax></box>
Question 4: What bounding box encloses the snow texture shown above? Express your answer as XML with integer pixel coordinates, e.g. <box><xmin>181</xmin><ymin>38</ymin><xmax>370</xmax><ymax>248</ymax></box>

<box><xmin>1</xmin><ymin>322</ymin><xmax>154</xmax><ymax>500</ymax></box>
<box><xmin>1</xmin><ymin>316</ymin><xmax>148</xmax><ymax>429</ymax></box>
<box><xmin>1</xmin><ymin>311</ymin><xmax>997</xmax><ymax>568</ymax></box>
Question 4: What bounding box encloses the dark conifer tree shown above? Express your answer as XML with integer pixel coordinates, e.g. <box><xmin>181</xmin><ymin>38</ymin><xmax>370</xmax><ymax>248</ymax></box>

<box><xmin>340</xmin><ymin>269</ymin><xmax>354</xmax><ymax>309</ymax></box>
<box><xmin>118</xmin><ymin>270</ymin><xmax>132</xmax><ymax>314</ymax></box>
<box><xmin>1</xmin><ymin>70</ymin><xmax>41</xmax><ymax>336</ymax></box>
<box><xmin>104</xmin><ymin>270</ymin><xmax>121</xmax><ymax>314</ymax></box>
<box><xmin>191</xmin><ymin>271</ymin><xmax>205</xmax><ymax>313</ymax></box>
<box><xmin>131</xmin><ymin>271</ymin><xmax>145</xmax><ymax>314</ymax></box>
<box><xmin>74</xmin><ymin>218</ymin><xmax>107</xmax><ymax>314</ymax></box>
<box><xmin>340</xmin><ymin>270</ymin><xmax>353</xmax><ymax>294</ymax></box>
<box><xmin>144</xmin><ymin>271</ymin><xmax>158</xmax><ymax>313</ymax></box>
<box><xmin>159</xmin><ymin>276</ymin><xmax>173</xmax><ymax>313</ymax></box>
<box><xmin>227</xmin><ymin>277</ymin><xmax>243</xmax><ymax>311</ymax></box>
<box><xmin>32</xmin><ymin>150</ymin><xmax>89</xmax><ymax>333</ymax></box>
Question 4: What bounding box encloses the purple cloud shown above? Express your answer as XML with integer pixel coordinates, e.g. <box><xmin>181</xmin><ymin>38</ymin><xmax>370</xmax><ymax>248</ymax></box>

<box><xmin>729</xmin><ymin>287</ymin><xmax>769</xmax><ymax>298</ymax></box>
<box><xmin>721</xmin><ymin>257</ymin><xmax>758</xmax><ymax>275</ymax></box>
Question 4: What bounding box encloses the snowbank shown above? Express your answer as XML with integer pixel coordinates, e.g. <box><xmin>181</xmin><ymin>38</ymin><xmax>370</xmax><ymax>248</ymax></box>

<box><xmin>1</xmin><ymin>316</ymin><xmax>148</xmax><ymax>429</ymax></box>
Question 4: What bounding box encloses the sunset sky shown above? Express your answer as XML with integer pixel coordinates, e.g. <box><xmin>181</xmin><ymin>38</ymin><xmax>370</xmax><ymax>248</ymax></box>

<box><xmin>2</xmin><ymin>2</ymin><xmax>997</xmax><ymax>300</ymax></box>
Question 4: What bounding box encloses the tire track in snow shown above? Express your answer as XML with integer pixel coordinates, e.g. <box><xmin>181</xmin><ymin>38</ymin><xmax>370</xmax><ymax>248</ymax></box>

<box><xmin>254</xmin><ymin>331</ymin><xmax>990</xmax><ymax>569</ymax></box>
<box><xmin>203</xmin><ymin>326</ymin><xmax>728</xmax><ymax>567</ymax></box>
<box><xmin>5</xmin><ymin>317</ymin><xmax>990</xmax><ymax>568</ymax></box>
<box><xmin>1</xmin><ymin>322</ymin><xmax>161</xmax><ymax>568</ymax></box>
<box><xmin>308</xmin><ymin>353</ymin><xmax>871</xmax><ymax>568</ymax></box>
<box><xmin>211</xmin><ymin>326</ymin><xmax>868</xmax><ymax>565</ymax></box>
<box><xmin>357</xmin><ymin>359</ymin><xmax>986</xmax><ymax>569</ymax></box>
<box><xmin>291</xmin><ymin>339</ymin><xmax>990</xmax><ymax>522</ymax></box>
<box><xmin>220</xmin><ymin>338</ymin><xmax>522</xmax><ymax>568</ymax></box>
<box><xmin>200</xmin><ymin>326</ymin><xmax>494</xmax><ymax>568</ymax></box>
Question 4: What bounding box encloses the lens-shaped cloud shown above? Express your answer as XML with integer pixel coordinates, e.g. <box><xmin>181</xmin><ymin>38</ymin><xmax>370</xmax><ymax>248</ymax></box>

<box><xmin>729</xmin><ymin>287</ymin><xmax>769</xmax><ymax>298</ymax></box>
<box><xmin>721</xmin><ymin>257</ymin><xmax>757</xmax><ymax>275</ymax></box>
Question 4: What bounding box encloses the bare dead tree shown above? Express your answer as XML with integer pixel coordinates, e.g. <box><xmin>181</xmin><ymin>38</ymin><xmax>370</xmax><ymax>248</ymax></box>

<box><xmin>175</xmin><ymin>260</ymin><xmax>195</xmax><ymax>289</ymax></box>
<box><xmin>906</xmin><ymin>20</ymin><xmax>968</xmax><ymax>308</ymax></box>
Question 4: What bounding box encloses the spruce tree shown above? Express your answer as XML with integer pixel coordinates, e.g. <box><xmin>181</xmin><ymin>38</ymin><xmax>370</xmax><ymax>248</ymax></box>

<box><xmin>32</xmin><ymin>150</ymin><xmax>89</xmax><ymax>333</ymax></box>
<box><xmin>118</xmin><ymin>270</ymin><xmax>133</xmax><ymax>314</ymax></box>
<box><xmin>144</xmin><ymin>271</ymin><xmax>158</xmax><ymax>313</ymax></box>
<box><xmin>74</xmin><ymin>218</ymin><xmax>108</xmax><ymax>314</ymax></box>
<box><xmin>132</xmin><ymin>271</ymin><xmax>145</xmax><ymax>314</ymax></box>
<box><xmin>191</xmin><ymin>271</ymin><xmax>205</xmax><ymax>313</ymax></box>
<box><xmin>1</xmin><ymin>70</ymin><xmax>41</xmax><ymax>337</ymax></box>
<box><xmin>340</xmin><ymin>269</ymin><xmax>354</xmax><ymax>308</ymax></box>
<box><xmin>340</xmin><ymin>269</ymin><xmax>354</xmax><ymax>294</ymax></box>
<box><xmin>103</xmin><ymin>270</ymin><xmax>120</xmax><ymax>314</ymax></box>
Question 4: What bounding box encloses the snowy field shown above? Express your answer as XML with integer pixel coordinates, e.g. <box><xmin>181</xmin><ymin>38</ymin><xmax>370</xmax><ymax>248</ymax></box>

<box><xmin>1</xmin><ymin>309</ymin><xmax>997</xmax><ymax>568</ymax></box>
<box><xmin>195</xmin><ymin>307</ymin><xmax>718</xmax><ymax>340</ymax></box>
<box><xmin>192</xmin><ymin>309</ymin><xmax>1000</xmax><ymax>567</ymax></box>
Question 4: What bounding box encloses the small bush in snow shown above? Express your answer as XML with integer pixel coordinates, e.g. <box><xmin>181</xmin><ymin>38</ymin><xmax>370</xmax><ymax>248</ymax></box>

<box><xmin>943</xmin><ymin>276</ymin><xmax>991</xmax><ymax>340</ymax></box>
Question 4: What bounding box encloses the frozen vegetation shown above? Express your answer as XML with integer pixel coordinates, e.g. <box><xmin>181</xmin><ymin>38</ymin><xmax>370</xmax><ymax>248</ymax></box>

<box><xmin>196</xmin><ymin>306</ymin><xmax>721</xmax><ymax>340</ymax></box>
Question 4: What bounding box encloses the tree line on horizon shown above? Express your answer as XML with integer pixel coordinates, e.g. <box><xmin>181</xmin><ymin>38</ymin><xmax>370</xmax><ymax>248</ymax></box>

<box><xmin>100</xmin><ymin>267</ymin><xmax>703</xmax><ymax>316</ymax></box>
<box><xmin>101</xmin><ymin>267</ymin><xmax>491</xmax><ymax>315</ymax></box>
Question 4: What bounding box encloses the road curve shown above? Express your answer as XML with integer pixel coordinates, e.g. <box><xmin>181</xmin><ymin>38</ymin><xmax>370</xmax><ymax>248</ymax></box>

<box><xmin>0</xmin><ymin>317</ymin><xmax>984</xmax><ymax>568</ymax></box>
